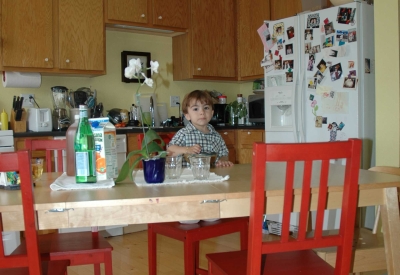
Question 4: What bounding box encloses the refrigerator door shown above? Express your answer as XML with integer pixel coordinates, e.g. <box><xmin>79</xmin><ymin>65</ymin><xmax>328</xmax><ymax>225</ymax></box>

<box><xmin>262</xmin><ymin>16</ymin><xmax>299</xmax><ymax>143</ymax></box>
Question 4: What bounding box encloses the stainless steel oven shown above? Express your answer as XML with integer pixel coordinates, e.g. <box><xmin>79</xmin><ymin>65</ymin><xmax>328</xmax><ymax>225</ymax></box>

<box><xmin>248</xmin><ymin>94</ymin><xmax>265</xmax><ymax>124</ymax></box>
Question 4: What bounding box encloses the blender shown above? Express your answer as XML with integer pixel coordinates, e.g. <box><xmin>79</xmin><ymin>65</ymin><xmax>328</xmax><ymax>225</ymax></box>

<box><xmin>51</xmin><ymin>86</ymin><xmax>70</xmax><ymax>131</ymax></box>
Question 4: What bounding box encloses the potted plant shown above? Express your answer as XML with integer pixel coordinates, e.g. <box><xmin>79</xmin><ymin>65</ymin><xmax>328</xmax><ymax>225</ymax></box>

<box><xmin>226</xmin><ymin>100</ymin><xmax>247</xmax><ymax>125</ymax></box>
<box><xmin>115</xmin><ymin>58</ymin><xmax>167</xmax><ymax>184</ymax></box>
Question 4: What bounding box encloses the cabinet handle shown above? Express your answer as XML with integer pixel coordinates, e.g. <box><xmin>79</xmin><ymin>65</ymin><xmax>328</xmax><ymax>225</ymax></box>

<box><xmin>141</xmin><ymin>14</ymin><xmax>145</xmax><ymax>18</ymax></box>
<box><xmin>197</xmin><ymin>68</ymin><xmax>201</xmax><ymax>71</ymax></box>
<box><xmin>66</xmin><ymin>59</ymin><xmax>70</xmax><ymax>63</ymax></box>
<box><xmin>223</xmin><ymin>132</ymin><xmax>228</xmax><ymax>135</ymax></box>
<box><xmin>247</xmin><ymin>132</ymin><xmax>251</xmax><ymax>135</ymax></box>
<box><xmin>158</xmin><ymin>16</ymin><xmax>162</xmax><ymax>20</ymax></box>
<box><xmin>44</xmin><ymin>58</ymin><xmax>49</xmax><ymax>62</ymax></box>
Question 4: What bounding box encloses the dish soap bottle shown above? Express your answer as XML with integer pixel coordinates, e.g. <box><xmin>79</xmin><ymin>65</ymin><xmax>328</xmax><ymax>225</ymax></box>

<box><xmin>1</xmin><ymin>109</ymin><xmax>8</xmax><ymax>130</ymax></box>
<box><xmin>74</xmin><ymin>105</ymin><xmax>97</xmax><ymax>183</ymax></box>
<box><xmin>66</xmin><ymin>114</ymin><xmax>79</xmax><ymax>176</ymax></box>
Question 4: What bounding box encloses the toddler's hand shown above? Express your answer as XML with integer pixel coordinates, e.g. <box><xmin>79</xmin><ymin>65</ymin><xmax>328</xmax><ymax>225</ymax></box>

<box><xmin>185</xmin><ymin>144</ymin><xmax>201</xmax><ymax>154</ymax></box>
<box><xmin>215</xmin><ymin>160</ymin><xmax>234</xmax><ymax>167</ymax></box>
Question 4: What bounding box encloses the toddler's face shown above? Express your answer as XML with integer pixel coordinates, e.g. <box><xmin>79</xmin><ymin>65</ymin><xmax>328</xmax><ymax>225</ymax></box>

<box><xmin>184</xmin><ymin>99</ymin><xmax>214</xmax><ymax>128</ymax></box>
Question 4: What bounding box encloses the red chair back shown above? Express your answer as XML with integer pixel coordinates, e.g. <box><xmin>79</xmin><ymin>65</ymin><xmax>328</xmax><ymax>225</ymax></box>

<box><xmin>248</xmin><ymin>139</ymin><xmax>361</xmax><ymax>274</ymax></box>
<box><xmin>24</xmin><ymin>139</ymin><xmax>67</xmax><ymax>172</ymax></box>
<box><xmin>137</xmin><ymin>133</ymin><xmax>175</xmax><ymax>150</ymax></box>
<box><xmin>0</xmin><ymin>151</ymin><xmax>44</xmax><ymax>274</ymax></box>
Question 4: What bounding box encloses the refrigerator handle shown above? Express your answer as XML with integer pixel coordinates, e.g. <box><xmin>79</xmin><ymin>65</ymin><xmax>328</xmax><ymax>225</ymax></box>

<box><xmin>292</xmin><ymin>74</ymin><xmax>298</xmax><ymax>143</ymax></box>
<box><xmin>298</xmin><ymin>70</ymin><xmax>306</xmax><ymax>143</ymax></box>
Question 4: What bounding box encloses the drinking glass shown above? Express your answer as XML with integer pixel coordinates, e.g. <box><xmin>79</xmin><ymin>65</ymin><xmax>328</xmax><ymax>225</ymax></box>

<box><xmin>189</xmin><ymin>156</ymin><xmax>211</xmax><ymax>180</ymax></box>
<box><xmin>31</xmin><ymin>158</ymin><xmax>44</xmax><ymax>182</ymax></box>
<box><xmin>165</xmin><ymin>155</ymin><xmax>182</xmax><ymax>179</ymax></box>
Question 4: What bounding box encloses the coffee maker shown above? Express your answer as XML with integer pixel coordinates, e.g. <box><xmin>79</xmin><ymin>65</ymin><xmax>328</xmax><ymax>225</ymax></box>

<box><xmin>210</xmin><ymin>104</ymin><xmax>229</xmax><ymax>126</ymax></box>
<box><xmin>51</xmin><ymin>86</ymin><xmax>70</xmax><ymax>131</ymax></box>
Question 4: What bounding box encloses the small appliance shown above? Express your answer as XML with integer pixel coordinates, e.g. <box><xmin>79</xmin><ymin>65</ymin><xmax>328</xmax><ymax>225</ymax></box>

<box><xmin>210</xmin><ymin>103</ymin><xmax>228</xmax><ymax>126</ymax></box>
<box><xmin>248</xmin><ymin>94</ymin><xmax>265</xmax><ymax>124</ymax></box>
<box><xmin>27</xmin><ymin>108</ymin><xmax>52</xmax><ymax>132</ymax></box>
<box><xmin>51</xmin><ymin>86</ymin><xmax>70</xmax><ymax>131</ymax></box>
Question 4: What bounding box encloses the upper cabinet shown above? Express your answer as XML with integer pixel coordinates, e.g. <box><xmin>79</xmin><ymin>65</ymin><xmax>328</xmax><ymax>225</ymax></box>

<box><xmin>58</xmin><ymin>0</ymin><xmax>105</xmax><ymax>71</ymax></box>
<box><xmin>173</xmin><ymin>0</ymin><xmax>236</xmax><ymax>81</ymax></box>
<box><xmin>0</xmin><ymin>0</ymin><xmax>105</xmax><ymax>75</ymax></box>
<box><xmin>1</xmin><ymin>1</ymin><xmax>54</xmax><ymax>69</ymax></box>
<box><xmin>106</xmin><ymin>0</ymin><xmax>189</xmax><ymax>31</ymax></box>
<box><xmin>270</xmin><ymin>0</ymin><xmax>302</xmax><ymax>20</ymax></box>
<box><xmin>237</xmin><ymin>0</ymin><xmax>270</xmax><ymax>81</ymax></box>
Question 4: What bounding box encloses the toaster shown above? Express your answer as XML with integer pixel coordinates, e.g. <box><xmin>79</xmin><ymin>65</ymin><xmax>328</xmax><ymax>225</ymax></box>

<box><xmin>28</xmin><ymin>108</ymin><xmax>52</xmax><ymax>132</ymax></box>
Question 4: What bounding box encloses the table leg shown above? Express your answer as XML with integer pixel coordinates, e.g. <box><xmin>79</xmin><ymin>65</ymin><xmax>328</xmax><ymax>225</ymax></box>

<box><xmin>380</xmin><ymin>187</ymin><xmax>400</xmax><ymax>275</ymax></box>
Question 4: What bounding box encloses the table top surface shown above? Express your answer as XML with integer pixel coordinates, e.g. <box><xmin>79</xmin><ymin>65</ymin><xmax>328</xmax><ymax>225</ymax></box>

<box><xmin>1</xmin><ymin>163</ymin><xmax>400</xmax><ymax>212</ymax></box>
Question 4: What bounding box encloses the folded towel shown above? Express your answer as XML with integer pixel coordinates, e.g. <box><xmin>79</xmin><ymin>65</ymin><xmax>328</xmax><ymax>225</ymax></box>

<box><xmin>50</xmin><ymin>172</ymin><xmax>115</xmax><ymax>191</ymax></box>
<box><xmin>133</xmin><ymin>168</ymin><xmax>229</xmax><ymax>186</ymax></box>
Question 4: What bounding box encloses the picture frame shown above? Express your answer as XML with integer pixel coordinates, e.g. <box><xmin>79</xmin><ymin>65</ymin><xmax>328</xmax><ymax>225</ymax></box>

<box><xmin>121</xmin><ymin>51</ymin><xmax>151</xmax><ymax>83</ymax></box>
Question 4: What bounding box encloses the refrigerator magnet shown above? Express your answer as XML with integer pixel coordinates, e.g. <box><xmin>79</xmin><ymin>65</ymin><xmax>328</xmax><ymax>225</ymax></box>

<box><xmin>348</xmin><ymin>61</ymin><xmax>355</xmax><ymax>69</ymax></box>
<box><xmin>277</xmin><ymin>39</ymin><xmax>283</xmax><ymax>50</ymax></box>
<box><xmin>307</xmin><ymin>13</ymin><xmax>320</xmax><ymax>29</ymax></box>
<box><xmin>324</xmin><ymin>22</ymin><xmax>335</xmax><ymax>35</ymax></box>
<box><xmin>329</xmin><ymin>63</ymin><xmax>343</xmax><ymax>82</ymax></box>
<box><xmin>285</xmin><ymin>44</ymin><xmax>293</xmax><ymax>55</ymax></box>
<box><xmin>273</xmin><ymin>22</ymin><xmax>284</xmax><ymax>37</ymax></box>
<box><xmin>305</xmin><ymin>29</ymin><xmax>313</xmax><ymax>40</ymax></box>
<box><xmin>285</xmin><ymin>72</ymin><xmax>293</xmax><ymax>83</ymax></box>
<box><xmin>336</xmin><ymin>30</ymin><xmax>349</xmax><ymax>43</ymax></box>
<box><xmin>315</xmin><ymin>116</ymin><xmax>323</xmax><ymax>128</ymax></box>
<box><xmin>287</xmin><ymin>27</ymin><xmax>294</xmax><ymax>39</ymax></box>
<box><xmin>348</xmin><ymin>29</ymin><xmax>357</xmax><ymax>42</ymax></box>
<box><xmin>317</xmin><ymin>59</ymin><xmax>327</xmax><ymax>74</ymax></box>
<box><xmin>307</xmin><ymin>78</ymin><xmax>317</xmax><ymax>90</ymax></box>
<box><xmin>343</xmin><ymin>77</ymin><xmax>357</xmax><ymax>89</ymax></box>
<box><xmin>274</xmin><ymin>60</ymin><xmax>282</xmax><ymax>70</ymax></box>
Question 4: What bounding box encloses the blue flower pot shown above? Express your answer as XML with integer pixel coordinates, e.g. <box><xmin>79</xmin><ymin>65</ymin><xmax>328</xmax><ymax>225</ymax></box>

<box><xmin>142</xmin><ymin>158</ymin><xmax>166</xmax><ymax>184</ymax></box>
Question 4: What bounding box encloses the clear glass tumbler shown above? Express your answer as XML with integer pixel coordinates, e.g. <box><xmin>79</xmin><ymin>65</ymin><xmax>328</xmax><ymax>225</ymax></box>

<box><xmin>165</xmin><ymin>155</ymin><xmax>183</xmax><ymax>179</ymax></box>
<box><xmin>189</xmin><ymin>156</ymin><xmax>211</xmax><ymax>180</ymax></box>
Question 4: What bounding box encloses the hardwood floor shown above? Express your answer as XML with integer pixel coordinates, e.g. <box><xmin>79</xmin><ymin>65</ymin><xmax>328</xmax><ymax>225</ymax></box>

<box><xmin>66</xmin><ymin>229</ymin><xmax>388</xmax><ymax>275</ymax></box>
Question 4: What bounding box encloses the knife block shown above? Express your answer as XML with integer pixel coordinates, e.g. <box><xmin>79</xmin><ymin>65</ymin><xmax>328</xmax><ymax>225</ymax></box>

<box><xmin>10</xmin><ymin>108</ymin><xmax>27</xmax><ymax>133</ymax></box>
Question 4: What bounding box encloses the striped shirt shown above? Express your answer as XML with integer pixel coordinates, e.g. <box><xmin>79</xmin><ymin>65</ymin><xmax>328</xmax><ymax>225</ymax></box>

<box><xmin>169</xmin><ymin>122</ymin><xmax>229</xmax><ymax>166</ymax></box>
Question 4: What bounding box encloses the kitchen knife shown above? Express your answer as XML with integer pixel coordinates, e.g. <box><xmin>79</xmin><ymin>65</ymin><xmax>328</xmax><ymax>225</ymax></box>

<box><xmin>12</xmin><ymin>95</ymin><xmax>16</xmax><ymax>110</ymax></box>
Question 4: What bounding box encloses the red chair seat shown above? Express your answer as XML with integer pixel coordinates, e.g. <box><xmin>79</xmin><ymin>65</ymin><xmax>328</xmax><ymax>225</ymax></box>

<box><xmin>148</xmin><ymin>217</ymin><xmax>249</xmax><ymax>275</ymax></box>
<box><xmin>207</xmin><ymin>250</ymin><xmax>334</xmax><ymax>275</ymax></box>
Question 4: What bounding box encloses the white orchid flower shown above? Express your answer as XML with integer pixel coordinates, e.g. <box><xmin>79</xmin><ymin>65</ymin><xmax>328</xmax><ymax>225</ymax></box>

<box><xmin>141</xmin><ymin>73</ymin><xmax>154</xmax><ymax>87</ymax></box>
<box><xmin>124</xmin><ymin>58</ymin><xmax>142</xmax><ymax>79</ymax></box>
<box><xmin>150</xmin><ymin>60</ymin><xmax>159</xmax><ymax>75</ymax></box>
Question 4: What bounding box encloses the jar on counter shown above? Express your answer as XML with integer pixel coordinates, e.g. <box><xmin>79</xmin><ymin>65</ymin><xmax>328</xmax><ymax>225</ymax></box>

<box><xmin>218</xmin><ymin>95</ymin><xmax>227</xmax><ymax>104</ymax></box>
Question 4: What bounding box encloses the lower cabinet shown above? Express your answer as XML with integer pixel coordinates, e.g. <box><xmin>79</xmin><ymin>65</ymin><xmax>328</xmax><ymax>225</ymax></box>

<box><xmin>218</xmin><ymin>130</ymin><xmax>237</xmax><ymax>164</ymax></box>
<box><xmin>236</xmin><ymin>129</ymin><xmax>264</xmax><ymax>164</ymax></box>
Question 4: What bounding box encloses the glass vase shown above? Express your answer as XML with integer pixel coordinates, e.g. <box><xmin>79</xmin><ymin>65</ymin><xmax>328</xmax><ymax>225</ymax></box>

<box><xmin>142</xmin><ymin>157</ymin><xmax>166</xmax><ymax>184</ymax></box>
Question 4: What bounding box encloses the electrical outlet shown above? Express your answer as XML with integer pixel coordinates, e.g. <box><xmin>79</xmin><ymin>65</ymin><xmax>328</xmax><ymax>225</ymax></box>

<box><xmin>170</xmin><ymin>95</ymin><xmax>180</xmax><ymax>107</ymax></box>
<box><xmin>20</xmin><ymin>94</ymin><xmax>35</xmax><ymax>108</ymax></box>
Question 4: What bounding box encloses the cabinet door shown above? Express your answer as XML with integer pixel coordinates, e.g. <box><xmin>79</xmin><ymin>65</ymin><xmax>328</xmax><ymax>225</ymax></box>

<box><xmin>191</xmin><ymin>0</ymin><xmax>236</xmax><ymax>78</ymax></box>
<box><xmin>1</xmin><ymin>0</ymin><xmax>53</xmax><ymax>68</ymax></box>
<box><xmin>218</xmin><ymin>130</ymin><xmax>236</xmax><ymax>164</ymax></box>
<box><xmin>152</xmin><ymin>0</ymin><xmax>189</xmax><ymax>29</ymax></box>
<box><xmin>58</xmin><ymin>0</ymin><xmax>105</xmax><ymax>71</ymax></box>
<box><xmin>270</xmin><ymin>0</ymin><xmax>302</xmax><ymax>20</ymax></box>
<box><xmin>237</xmin><ymin>0</ymin><xmax>270</xmax><ymax>80</ymax></box>
<box><xmin>237</xmin><ymin>130</ymin><xmax>264</xmax><ymax>164</ymax></box>
<box><xmin>107</xmin><ymin>0</ymin><xmax>148</xmax><ymax>24</ymax></box>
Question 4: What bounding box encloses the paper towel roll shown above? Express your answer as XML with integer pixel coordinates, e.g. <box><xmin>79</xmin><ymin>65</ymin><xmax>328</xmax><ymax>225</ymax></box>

<box><xmin>2</xmin><ymin>72</ymin><xmax>42</xmax><ymax>88</ymax></box>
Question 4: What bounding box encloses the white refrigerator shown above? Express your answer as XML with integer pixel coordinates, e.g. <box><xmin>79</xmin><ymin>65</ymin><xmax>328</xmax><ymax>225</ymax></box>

<box><xmin>259</xmin><ymin>1</ymin><xmax>376</xmax><ymax>229</ymax></box>
<box><xmin>260</xmin><ymin>1</ymin><xmax>375</xmax><ymax>170</ymax></box>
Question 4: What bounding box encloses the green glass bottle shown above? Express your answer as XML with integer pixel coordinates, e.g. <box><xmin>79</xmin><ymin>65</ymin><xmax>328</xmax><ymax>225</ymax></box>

<box><xmin>75</xmin><ymin>105</ymin><xmax>97</xmax><ymax>183</ymax></box>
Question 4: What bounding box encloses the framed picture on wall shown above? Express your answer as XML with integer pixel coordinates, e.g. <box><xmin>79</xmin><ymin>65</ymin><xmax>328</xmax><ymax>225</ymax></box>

<box><xmin>121</xmin><ymin>51</ymin><xmax>151</xmax><ymax>83</ymax></box>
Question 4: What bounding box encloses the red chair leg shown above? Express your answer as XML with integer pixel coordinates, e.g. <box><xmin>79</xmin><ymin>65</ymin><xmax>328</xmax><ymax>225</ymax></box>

<box><xmin>104</xmin><ymin>252</ymin><xmax>113</xmax><ymax>275</ymax></box>
<box><xmin>148</xmin><ymin>224</ymin><xmax>157</xmax><ymax>275</ymax></box>
<box><xmin>239</xmin><ymin>220</ymin><xmax>249</xmax><ymax>250</ymax></box>
<box><xmin>183</xmin><ymin>239</ymin><xmax>196</xmax><ymax>275</ymax></box>
<box><xmin>94</xmin><ymin>263</ymin><xmax>101</xmax><ymax>275</ymax></box>
<box><xmin>194</xmin><ymin>241</ymin><xmax>200</xmax><ymax>274</ymax></box>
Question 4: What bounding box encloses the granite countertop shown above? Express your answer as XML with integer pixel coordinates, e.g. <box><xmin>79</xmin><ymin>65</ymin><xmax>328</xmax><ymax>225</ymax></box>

<box><xmin>13</xmin><ymin>124</ymin><xmax>265</xmax><ymax>138</ymax></box>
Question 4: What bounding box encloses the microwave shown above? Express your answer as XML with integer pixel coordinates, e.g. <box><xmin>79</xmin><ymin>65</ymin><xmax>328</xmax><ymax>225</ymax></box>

<box><xmin>248</xmin><ymin>94</ymin><xmax>265</xmax><ymax>124</ymax></box>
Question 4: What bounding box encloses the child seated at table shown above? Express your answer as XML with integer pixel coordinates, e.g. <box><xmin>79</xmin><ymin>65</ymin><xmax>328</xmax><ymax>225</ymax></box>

<box><xmin>167</xmin><ymin>90</ymin><xmax>234</xmax><ymax>168</ymax></box>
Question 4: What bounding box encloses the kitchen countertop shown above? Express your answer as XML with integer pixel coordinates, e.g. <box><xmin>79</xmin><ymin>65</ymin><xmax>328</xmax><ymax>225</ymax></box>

<box><xmin>13</xmin><ymin>124</ymin><xmax>265</xmax><ymax>138</ymax></box>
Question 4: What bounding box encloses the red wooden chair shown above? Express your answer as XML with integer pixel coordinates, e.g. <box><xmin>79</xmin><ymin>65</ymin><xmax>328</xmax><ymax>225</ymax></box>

<box><xmin>0</xmin><ymin>150</ymin><xmax>70</xmax><ymax>275</ymax></box>
<box><xmin>206</xmin><ymin>139</ymin><xmax>362</xmax><ymax>275</ymax></box>
<box><xmin>23</xmin><ymin>139</ymin><xmax>114</xmax><ymax>275</ymax></box>
<box><xmin>138</xmin><ymin>133</ymin><xmax>249</xmax><ymax>275</ymax></box>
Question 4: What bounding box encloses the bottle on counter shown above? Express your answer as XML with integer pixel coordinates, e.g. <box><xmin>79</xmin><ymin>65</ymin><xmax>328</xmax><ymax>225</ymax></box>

<box><xmin>66</xmin><ymin>114</ymin><xmax>79</xmax><ymax>176</ymax></box>
<box><xmin>74</xmin><ymin>105</ymin><xmax>97</xmax><ymax>183</ymax></box>
<box><xmin>237</xmin><ymin>94</ymin><xmax>244</xmax><ymax>125</ymax></box>
<box><xmin>1</xmin><ymin>109</ymin><xmax>8</xmax><ymax>130</ymax></box>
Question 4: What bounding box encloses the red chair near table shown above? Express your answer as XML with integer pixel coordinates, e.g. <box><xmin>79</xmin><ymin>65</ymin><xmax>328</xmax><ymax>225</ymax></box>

<box><xmin>0</xmin><ymin>150</ymin><xmax>70</xmax><ymax>275</ymax></box>
<box><xmin>206</xmin><ymin>139</ymin><xmax>362</xmax><ymax>275</ymax></box>
<box><xmin>23</xmin><ymin>139</ymin><xmax>114</xmax><ymax>275</ymax></box>
<box><xmin>137</xmin><ymin>133</ymin><xmax>249</xmax><ymax>275</ymax></box>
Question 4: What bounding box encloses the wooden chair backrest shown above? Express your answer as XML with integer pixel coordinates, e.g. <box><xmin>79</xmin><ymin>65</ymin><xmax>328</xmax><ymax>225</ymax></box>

<box><xmin>0</xmin><ymin>151</ymin><xmax>43</xmax><ymax>274</ymax></box>
<box><xmin>25</xmin><ymin>139</ymin><xmax>67</xmax><ymax>172</ymax></box>
<box><xmin>248</xmin><ymin>139</ymin><xmax>362</xmax><ymax>275</ymax></box>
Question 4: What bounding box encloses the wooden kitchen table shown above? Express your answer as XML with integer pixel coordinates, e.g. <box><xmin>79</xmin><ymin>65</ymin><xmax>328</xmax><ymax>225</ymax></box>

<box><xmin>0</xmin><ymin>164</ymin><xmax>400</xmax><ymax>274</ymax></box>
